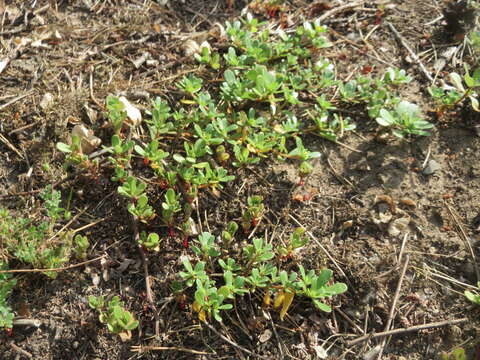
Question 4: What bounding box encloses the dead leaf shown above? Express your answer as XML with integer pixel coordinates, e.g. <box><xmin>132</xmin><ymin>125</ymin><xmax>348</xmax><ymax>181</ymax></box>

<box><xmin>399</xmin><ymin>198</ymin><xmax>416</xmax><ymax>208</ymax></box>
<box><xmin>91</xmin><ymin>272</ymin><xmax>100</xmax><ymax>286</ymax></box>
<box><xmin>258</xmin><ymin>329</ymin><xmax>272</xmax><ymax>343</ymax></box>
<box><xmin>182</xmin><ymin>39</ymin><xmax>200</xmax><ymax>57</ymax></box>
<box><xmin>40</xmin><ymin>92</ymin><xmax>54</xmax><ymax>110</ymax></box>
<box><xmin>388</xmin><ymin>217</ymin><xmax>410</xmax><ymax>237</ymax></box>
<box><xmin>279</xmin><ymin>291</ymin><xmax>295</xmax><ymax>321</ymax></box>
<box><xmin>71</xmin><ymin>124</ymin><xmax>101</xmax><ymax>154</ymax></box>
<box><xmin>375</xmin><ymin>194</ymin><xmax>396</xmax><ymax>213</ymax></box>
<box><xmin>313</xmin><ymin>345</ymin><xmax>328</xmax><ymax>359</ymax></box>
<box><xmin>118</xmin><ymin>330</ymin><xmax>132</xmax><ymax>342</ymax></box>
<box><xmin>118</xmin><ymin>96</ymin><xmax>142</xmax><ymax>126</ymax></box>
<box><xmin>117</xmin><ymin>258</ymin><xmax>135</xmax><ymax>273</ymax></box>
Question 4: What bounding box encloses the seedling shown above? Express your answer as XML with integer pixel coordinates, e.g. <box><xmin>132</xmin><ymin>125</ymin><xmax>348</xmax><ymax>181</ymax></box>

<box><xmin>106</xmin><ymin>95</ymin><xmax>127</xmax><ymax>134</ymax></box>
<box><xmin>430</xmin><ymin>66</ymin><xmax>480</xmax><ymax>113</ymax></box>
<box><xmin>179</xmin><ymin>257</ymin><xmax>208</xmax><ymax>287</ymax></box>
<box><xmin>247</xmin><ymin>263</ymin><xmax>277</xmax><ymax>290</ymax></box>
<box><xmin>162</xmin><ymin>188</ymin><xmax>181</xmax><ymax>227</ymax></box>
<box><xmin>241</xmin><ymin>195</ymin><xmax>265</xmax><ymax>231</ymax></box>
<box><xmin>218</xmin><ymin>258</ymin><xmax>241</xmax><ymax>273</ymax></box>
<box><xmin>194</xmin><ymin>45</ymin><xmax>221</xmax><ymax>70</ymax></box>
<box><xmin>146</xmin><ymin>97</ymin><xmax>175</xmax><ymax>138</ymax></box>
<box><xmin>56</xmin><ymin>135</ymin><xmax>89</xmax><ymax>166</ymax></box>
<box><xmin>118</xmin><ymin>176</ymin><xmax>146</xmax><ymax>200</ymax></box>
<box><xmin>244</xmin><ymin>238</ymin><xmax>275</xmax><ymax>267</ymax></box>
<box><xmin>464</xmin><ymin>282</ymin><xmax>480</xmax><ymax>305</ymax></box>
<box><xmin>127</xmin><ymin>194</ymin><xmax>155</xmax><ymax>223</ymax></box>
<box><xmin>73</xmin><ymin>234</ymin><xmax>89</xmax><ymax>260</ymax></box>
<box><xmin>138</xmin><ymin>232</ymin><xmax>161</xmax><ymax>252</ymax></box>
<box><xmin>178</xmin><ymin>74</ymin><xmax>203</xmax><ymax>96</ymax></box>
<box><xmin>288</xmin><ymin>137</ymin><xmax>321</xmax><ymax>178</ymax></box>
<box><xmin>278</xmin><ymin>227</ymin><xmax>308</xmax><ymax>259</ymax></box>
<box><xmin>192</xmin><ymin>279</ymin><xmax>233</xmax><ymax>322</ymax></box>
<box><xmin>221</xmin><ymin>221</ymin><xmax>239</xmax><ymax>247</ymax></box>
<box><xmin>134</xmin><ymin>140</ymin><xmax>169</xmax><ymax>167</ymax></box>
<box><xmin>191</xmin><ymin>232</ymin><xmax>220</xmax><ymax>262</ymax></box>
<box><xmin>296</xmin><ymin>265</ymin><xmax>348</xmax><ymax>313</ymax></box>
<box><xmin>382</xmin><ymin>67</ymin><xmax>412</xmax><ymax>85</ymax></box>
<box><xmin>0</xmin><ymin>271</ymin><xmax>16</xmax><ymax>330</ymax></box>
<box><xmin>218</xmin><ymin>271</ymin><xmax>248</xmax><ymax>299</ymax></box>
<box><xmin>376</xmin><ymin>100</ymin><xmax>433</xmax><ymax>138</ymax></box>
<box><xmin>440</xmin><ymin>348</ymin><xmax>467</xmax><ymax>360</ymax></box>
<box><xmin>88</xmin><ymin>295</ymin><xmax>139</xmax><ymax>340</ymax></box>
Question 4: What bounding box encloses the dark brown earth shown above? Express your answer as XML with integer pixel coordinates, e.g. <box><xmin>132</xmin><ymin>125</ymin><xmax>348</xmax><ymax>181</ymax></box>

<box><xmin>0</xmin><ymin>1</ymin><xmax>479</xmax><ymax>359</ymax></box>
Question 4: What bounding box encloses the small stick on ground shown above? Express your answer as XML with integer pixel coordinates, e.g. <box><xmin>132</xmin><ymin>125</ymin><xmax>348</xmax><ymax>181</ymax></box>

<box><xmin>89</xmin><ymin>65</ymin><xmax>105</xmax><ymax>110</ymax></box>
<box><xmin>317</xmin><ymin>1</ymin><xmax>365</xmax><ymax>23</ymax></box>
<box><xmin>265</xmin><ymin>310</ymin><xmax>285</xmax><ymax>358</ymax></box>
<box><xmin>0</xmin><ymin>255</ymin><xmax>106</xmax><ymax>274</ymax></box>
<box><xmin>203</xmin><ymin>321</ymin><xmax>269</xmax><ymax>359</ymax></box>
<box><xmin>335</xmin><ymin>308</ymin><xmax>365</xmax><ymax>335</ymax></box>
<box><xmin>444</xmin><ymin>201</ymin><xmax>480</xmax><ymax>280</ymax></box>
<box><xmin>131</xmin><ymin>345</ymin><xmax>212</xmax><ymax>355</ymax></box>
<box><xmin>8</xmin><ymin>342</ymin><xmax>33</xmax><ymax>359</ymax></box>
<box><xmin>0</xmin><ymin>91</ymin><xmax>34</xmax><ymax>111</ymax></box>
<box><xmin>386</xmin><ymin>22</ymin><xmax>434</xmax><ymax>83</ymax></box>
<box><xmin>0</xmin><ymin>132</ymin><xmax>24</xmax><ymax>159</ymax></box>
<box><xmin>376</xmin><ymin>255</ymin><xmax>410</xmax><ymax>359</ymax></box>
<box><xmin>132</xmin><ymin>218</ymin><xmax>161</xmax><ymax>338</ymax></box>
<box><xmin>12</xmin><ymin>318</ymin><xmax>42</xmax><ymax>327</ymax></box>
<box><xmin>289</xmin><ymin>214</ymin><xmax>352</xmax><ymax>288</ymax></box>
<box><xmin>347</xmin><ymin>317</ymin><xmax>468</xmax><ymax>346</ymax></box>
<box><xmin>0</xmin><ymin>171</ymin><xmax>77</xmax><ymax>199</ymax></box>
<box><xmin>397</xmin><ymin>232</ymin><xmax>409</xmax><ymax>265</ymax></box>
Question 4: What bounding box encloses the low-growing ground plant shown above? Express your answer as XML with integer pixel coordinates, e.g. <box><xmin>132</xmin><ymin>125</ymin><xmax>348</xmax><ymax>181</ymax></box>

<box><xmin>440</xmin><ymin>348</ymin><xmax>467</xmax><ymax>360</ymax></box>
<box><xmin>464</xmin><ymin>282</ymin><xmax>480</xmax><ymax>305</ymax></box>
<box><xmin>88</xmin><ymin>295</ymin><xmax>139</xmax><ymax>341</ymax></box>
<box><xmin>53</xmin><ymin>13</ymin><xmax>440</xmax><ymax>333</ymax></box>
<box><xmin>429</xmin><ymin>66</ymin><xmax>480</xmax><ymax>114</ymax></box>
<box><xmin>0</xmin><ymin>188</ymin><xmax>88</xmax><ymax>329</ymax></box>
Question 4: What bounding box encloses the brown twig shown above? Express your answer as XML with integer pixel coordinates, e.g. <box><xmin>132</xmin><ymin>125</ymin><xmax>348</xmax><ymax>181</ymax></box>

<box><xmin>317</xmin><ymin>1</ymin><xmax>365</xmax><ymax>23</ymax></box>
<box><xmin>132</xmin><ymin>218</ymin><xmax>160</xmax><ymax>338</ymax></box>
<box><xmin>0</xmin><ymin>91</ymin><xmax>34</xmax><ymax>111</ymax></box>
<box><xmin>131</xmin><ymin>345</ymin><xmax>212</xmax><ymax>355</ymax></box>
<box><xmin>0</xmin><ymin>172</ymin><xmax>77</xmax><ymax>199</ymax></box>
<box><xmin>8</xmin><ymin>342</ymin><xmax>33</xmax><ymax>359</ymax></box>
<box><xmin>444</xmin><ymin>200</ymin><xmax>479</xmax><ymax>280</ymax></box>
<box><xmin>289</xmin><ymin>214</ymin><xmax>351</xmax><ymax>287</ymax></box>
<box><xmin>376</xmin><ymin>255</ymin><xmax>410</xmax><ymax>359</ymax></box>
<box><xmin>347</xmin><ymin>317</ymin><xmax>468</xmax><ymax>346</ymax></box>
<box><xmin>386</xmin><ymin>22</ymin><xmax>434</xmax><ymax>83</ymax></box>
<box><xmin>203</xmin><ymin>321</ymin><xmax>269</xmax><ymax>359</ymax></box>
<box><xmin>12</xmin><ymin>318</ymin><xmax>42</xmax><ymax>327</ymax></box>
<box><xmin>335</xmin><ymin>308</ymin><xmax>365</xmax><ymax>335</ymax></box>
<box><xmin>89</xmin><ymin>65</ymin><xmax>105</xmax><ymax>110</ymax></box>
<box><xmin>266</xmin><ymin>311</ymin><xmax>286</xmax><ymax>358</ymax></box>
<box><xmin>0</xmin><ymin>133</ymin><xmax>24</xmax><ymax>159</ymax></box>
<box><xmin>0</xmin><ymin>255</ymin><xmax>106</xmax><ymax>274</ymax></box>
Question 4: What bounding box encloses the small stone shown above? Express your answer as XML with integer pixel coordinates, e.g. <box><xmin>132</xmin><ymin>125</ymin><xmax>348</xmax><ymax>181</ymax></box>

<box><xmin>73</xmin><ymin>341</ymin><xmax>79</xmax><ymax>349</ymax></box>
<box><xmin>40</xmin><ymin>92</ymin><xmax>54</xmax><ymax>110</ymax></box>
<box><xmin>182</xmin><ymin>39</ymin><xmax>200</xmax><ymax>57</ymax></box>
<box><xmin>388</xmin><ymin>217</ymin><xmax>410</xmax><ymax>237</ymax></box>
<box><xmin>258</xmin><ymin>329</ymin><xmax>272</xmax><ymax>343</ymax></box>
<box><xmin>423</xmin><ymin>160</ymin><xmax>441</xmax><ymax>175</ymax></box>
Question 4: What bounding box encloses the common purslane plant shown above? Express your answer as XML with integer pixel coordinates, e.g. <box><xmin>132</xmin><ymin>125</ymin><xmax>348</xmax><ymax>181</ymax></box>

<box><xmin>179</xmin><ymin>228</ymin><xmax>347</xmax><ymax>323</ymax></box>
<box><xmin>465</xmin><ymin>282</ymin><xmax>480</xmax><ymax>305</ymax></box>
<box><xmin>429</xmin><ymin>66</ymin><xmax>480</xmax><ymax>113</ymax></box>
<box><xmin>54</xmin><ymin>14</ymin><xmax>438</xmax><ymax>329</ymax></box>
<box><xmin>376</xmin><ymin>100</ymin><xmax>434</xmax><ymax>138</ymax></box>
<box><xmin>88</xmin><ymin>295</ymin><xmax>139</xmax><ymax>340</ymax></box>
